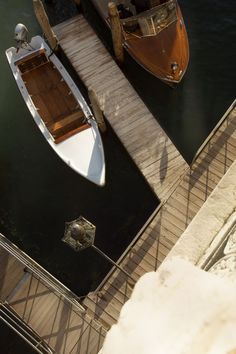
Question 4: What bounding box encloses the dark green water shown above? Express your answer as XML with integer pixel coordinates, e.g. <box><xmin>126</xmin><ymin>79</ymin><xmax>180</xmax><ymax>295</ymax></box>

<box><xmin>0</xmin><ymin>1</ymin><xmax>158</xmax><ymax>296</ymax></box>
<box><xmin>0</xmin><ymin>320</ymin><xmax>39</xmax><ymax>354</ymax></box>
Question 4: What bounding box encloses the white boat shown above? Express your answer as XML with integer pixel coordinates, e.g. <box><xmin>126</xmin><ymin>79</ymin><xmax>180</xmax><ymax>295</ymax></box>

<box><xmin>6</xmin><ymin>27</ymin><xmax>105</xmax><ymax>186</ymax></box>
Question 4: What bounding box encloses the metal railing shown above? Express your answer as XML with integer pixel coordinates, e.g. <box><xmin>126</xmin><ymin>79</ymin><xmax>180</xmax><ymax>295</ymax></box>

<box><xmin>0</xmin><ymin>233</ymin><xmax>85</xmax><ymax>313</ymax></box>
<box><xmin>81</xmin><ymin>201</ymin><xmax>165</xmax><ymax>329</ymax></box>
<box><xmin>0</xmin><ymin>302</ymin><xmax>54</xmax><ymax>354</ymax></box>
<box><xmin>95</xmin><ymin>201</ymin><xmax>163</xmax><ymax>293</ymax></box>
<box><xmin>191</xmin><ymin>98</ymin><xmax>236</xmax><ymax>166</ymax></box>
<box><xmin>69</xmin><ymin>318</ymin><xmax>106</xmax><ymax>354</ymax></box>
<box><xmin>0</xmin><ymin>233</ymin><xmax>108</xmax><ymax>353</ymax></box>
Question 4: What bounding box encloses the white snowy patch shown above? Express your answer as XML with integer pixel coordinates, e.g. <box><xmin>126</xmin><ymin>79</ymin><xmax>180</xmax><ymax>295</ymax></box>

<box><xmin>100</xmin><ymin>258</ymin><xmax>236</xmax><ymax>354</ymax></box>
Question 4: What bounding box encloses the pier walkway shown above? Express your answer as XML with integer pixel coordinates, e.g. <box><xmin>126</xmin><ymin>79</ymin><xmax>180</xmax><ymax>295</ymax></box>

<box><xmin>0</xmin><ymin>240</ymin><xmax>107</xmax><ymax>354</ymax></box>
<box><xmin>82</xmin><ymin>101</ymin><xmax>236</xmax><ymax>329</ymax></box>
<box><xmin>1</xmin><ymin>11</ymin><xmax>236</xmax><ymax>353</ymax></box>
<box><xmin>52</xmin><ymin>15</ymin><xmax>236</xmax><ymax>330</ymax></box>
<box><xmin>53</xmin><ymin>15</ymin><xmax>188</xmax><ymax>201</ymax></box>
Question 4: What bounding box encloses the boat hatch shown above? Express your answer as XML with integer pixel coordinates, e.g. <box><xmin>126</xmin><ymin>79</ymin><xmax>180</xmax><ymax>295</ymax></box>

<box><xmin>121</xmin><ymin>0</ymin><xmax>177</xmax><ymax>38</ymax></box>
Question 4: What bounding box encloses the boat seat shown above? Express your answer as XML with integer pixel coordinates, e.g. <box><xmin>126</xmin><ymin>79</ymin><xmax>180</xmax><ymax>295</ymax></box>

<box><xmin>54</xmin><ymin>123</ymin><xmax>91</xmax><ymax>144</ymax></box>
<box><xmin>48</xmin><ymin>109</ymin><xmax>90</xmax><ymax>144</ymax></box>
<box><xmin>48</xmin><ymin>110</ymin><xmax>85</xmax><ymax>134</ymax></box>
<box><xmin>15</xmin><ymin>49</ymin><xmax>49</xmax><ymax>74</ymax></box>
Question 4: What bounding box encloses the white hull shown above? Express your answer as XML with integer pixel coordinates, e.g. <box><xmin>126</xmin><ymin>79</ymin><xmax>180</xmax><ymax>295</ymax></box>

<box><xmin>6</xmin><ymin>36</ymin><xmax>105</xmax><ymax>186</ymax></box>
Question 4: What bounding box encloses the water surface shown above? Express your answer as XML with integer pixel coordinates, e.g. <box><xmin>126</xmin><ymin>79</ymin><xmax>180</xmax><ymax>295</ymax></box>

<box><xmin>0</xmin><ymin>0</ymin><xmax>158</xmax><ymax>295</ymax></box>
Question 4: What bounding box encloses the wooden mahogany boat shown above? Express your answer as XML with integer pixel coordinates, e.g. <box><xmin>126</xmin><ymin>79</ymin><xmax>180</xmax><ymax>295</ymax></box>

<box><xmin>6</xmin><ymin>33</ymin><xmax>105</xmax><ymax>186</ymax></box>
<box><xmin>90</xmin><ymin>0</ymin><xmax>189</xmax><ymax>85</ymax></box>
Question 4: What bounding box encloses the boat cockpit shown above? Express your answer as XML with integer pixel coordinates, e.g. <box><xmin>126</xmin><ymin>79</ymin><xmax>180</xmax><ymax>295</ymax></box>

<box><xmin>118</xmin><ymin>0</ymin><xmax>177</xmax><ymax>38</ymax></box>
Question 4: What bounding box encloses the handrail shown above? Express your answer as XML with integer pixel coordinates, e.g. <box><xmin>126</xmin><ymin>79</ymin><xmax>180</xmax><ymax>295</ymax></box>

<box><xmin>93</xmin><ymin>160</ymin><xmax>189</xmax><ymax>293</ymax></box>
<box><xmin>191</xmin><ymin>98</ymin><xmax>236</xmax><ymax>166</ymax></box>
<box><xmin>0</xmin><ymin>317</ymin><xmax>47</xmax><ymax>354</ymax></box>
<box><xmin>0</xmin><ymin>302</ymin><xmax>54</xmax><ymax>354</ymax></box>
<box><xmin>0</xmin><ymin>234</ymin><xmax>109</xmax><ymax>352</ymax></box>
<box><xmin>0</xmin><ymin>233</ymin><xmax>85</xmax><ymax>313</ymax></box>
<box><xmin>94</xmin><ymin>201</ymin><xmax>164</xmax><ymax>292</ymax></box>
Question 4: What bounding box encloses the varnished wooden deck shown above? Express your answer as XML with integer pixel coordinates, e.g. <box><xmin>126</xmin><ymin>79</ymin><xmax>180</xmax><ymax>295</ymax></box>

<box><xmin>20</xmin><ymin>51</ymin><xmax>88</xmax><ymax>144</ymax></box>
<box><xmin>53</xmin><ymin>15</ymin><xmax>188</xmax><ymax>201</ymax></box>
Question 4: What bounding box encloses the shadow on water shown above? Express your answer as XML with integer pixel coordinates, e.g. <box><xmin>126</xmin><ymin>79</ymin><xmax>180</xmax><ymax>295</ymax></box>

<box><xmin>81</xmin><ymin>0</ymin><xmax>236</xmax><ymax>163</ymax></box>
<box><xmin>0</xmin><ymin>1</ymin><xmax>158</xmax><ymax>296</ymax></box>
<box><xmin>0</xmin><ymin>320</ymin><xmax>38</xmax><ymax>354</ymax></box>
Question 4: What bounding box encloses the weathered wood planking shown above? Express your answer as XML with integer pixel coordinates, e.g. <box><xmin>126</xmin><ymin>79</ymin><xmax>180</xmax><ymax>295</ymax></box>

<box><xmin>53</xmin><ymin>15</ymin><xmax>188</xmax><ymax>200</ymax></box>
<box><xmin>0</xmin><ymin>249</ymin><xmax>107</xmax><ymax>354</ymax></box>
<box><xmin>0</xmin><ymin>248</ymin><xmax>26</xmax><ymax>301</ymax></box>
<box><xmin>83</xmin><ymin>104</ymin><xmax>236</xmax><ymax>329</ymax></box>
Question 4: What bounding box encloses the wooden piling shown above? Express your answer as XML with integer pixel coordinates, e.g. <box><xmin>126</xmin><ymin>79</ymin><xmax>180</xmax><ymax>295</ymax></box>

<box><xmin>33</xmin><ymin>0</ymin><xmax>58</xmax><ymax>51</ymax></box>
<box><xmin>108</xmin><ymin>2</ymin><xmax>124</xmax><ymax>64</ymax></box>
<box><xmin>88</xmin><ymin>89</ymin><xmax>107</xmax><ymax>133</ymax></box>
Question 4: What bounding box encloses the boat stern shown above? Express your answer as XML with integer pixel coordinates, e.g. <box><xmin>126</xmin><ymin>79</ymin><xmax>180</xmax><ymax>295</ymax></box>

<box><xmin>54</xmin><ymin>123</ymin><xmax>106</xmax><ymax>187</ymax></box>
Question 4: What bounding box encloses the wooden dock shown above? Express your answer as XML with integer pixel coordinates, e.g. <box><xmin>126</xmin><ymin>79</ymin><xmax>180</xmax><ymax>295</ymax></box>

<box><xmin>52</xmin><ymin>14</ymin><xmax>236</xmax><ymax>330</ymax></box>
<box><xmin>82</xmin><ymin>101</ymin><xmax>236</xmax><ymax>329</ymax></box>
<box><xmin>53</xmin><ymin>15</ymin><xmax>188</xmax><ymax>201</ymax></box>
<box><xmin>1</xmin><ymin>10</ymin><xmax>236</xmax><ymax>353</ymax></box>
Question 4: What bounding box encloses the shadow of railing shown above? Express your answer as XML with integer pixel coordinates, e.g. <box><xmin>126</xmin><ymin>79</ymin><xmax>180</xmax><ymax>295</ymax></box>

<box><xmin>0</xmin><ymin>248</ymin><xmax>10</xmax><ymax>299</ymax></box>
<box><xmin>0</xmin><ymin>235</ymin><xmax>107</xmax><ymax>354</ymax></box>
<box><xmin>83</xmin><ymin>100</ymin><xmax>236</xmax><ymax>328</ymax></box>
<box><xmin>84</xmin><ymin>207</ymin><xmax>163</xmax><ymax>327</ymax></box>
<box><xmin>190</xmin><ymin>100</ymin><xmax>236</xmax><ymax>186</ymax></box>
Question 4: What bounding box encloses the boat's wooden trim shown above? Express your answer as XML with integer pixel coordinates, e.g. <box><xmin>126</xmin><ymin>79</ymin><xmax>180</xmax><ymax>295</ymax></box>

<box><xmin>123</xmin><ymin>4</ymin><xmax>189</xmax><ymax>83</ymax></box>
<box><xmin>20</xmin><ymin>60</ymin><xmax>49</xmax><ymax>75</ymax></box>
<box><xmin>48</xmin><ymin>109</ymin><xmax>90</xmax><ymax>143</ymax></box>
<box><xmin>48</xmin><ymin>110</ymin><xmax>84</xmax><ymax>133</ymax></box>
<box><xmin>14</xmin><ymin>48</ymin><xmax>46</xmax><ymax>66</ymax></box>
<box><xmin>15</xmin><ymin>49</ymin><xmax>48</xmax><ymax>74</ymax></box>
<box><xmin>19</xmin><ymin>57</ymin><xmax>90</xmax><ymax>143</ymax></box>
<box><xmin>54</xmin><ymin>123</ymin><xmax>90</xmax><ymax>144</ymax></box>
<box><xmin>90</xmin><ymin>0</ymin><xmax>189</xmax><ymax>83</ymax></box>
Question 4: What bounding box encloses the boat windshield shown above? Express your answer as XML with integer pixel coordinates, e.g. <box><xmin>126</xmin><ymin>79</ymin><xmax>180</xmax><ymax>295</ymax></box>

<box><xmin>121</xmin><ymin>0</ymin><xmax>177</xmax><ymax>38</ymax></box>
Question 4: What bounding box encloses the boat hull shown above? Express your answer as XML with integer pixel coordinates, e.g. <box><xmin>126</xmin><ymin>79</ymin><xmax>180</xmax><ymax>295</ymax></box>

<box><xmin>90</xmin><ymin>0</ymin><xmax>189</xmax><ymax>85</ymax></box>
<box><xmin>124</xmin><ymin>5</ymin><xmax>189</xmax><ymax>84</ymax></box>
<box><xmin>6</xmin><ymin>36</ymin><xmax>105</xmax><ymax>186</ymax></box>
